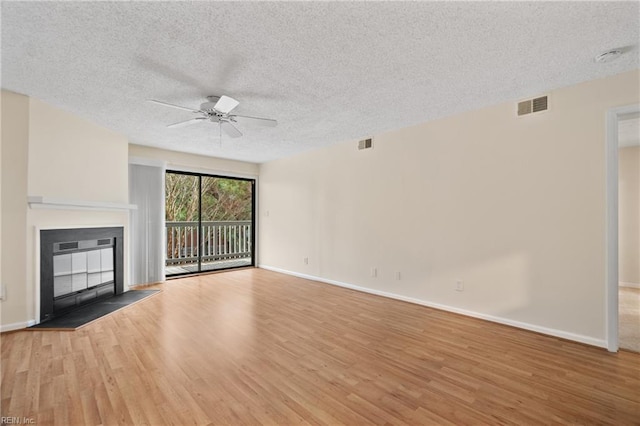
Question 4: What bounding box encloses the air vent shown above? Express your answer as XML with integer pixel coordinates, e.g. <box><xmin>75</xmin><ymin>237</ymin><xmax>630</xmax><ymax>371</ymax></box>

<box><xmin>532</xmin><ymin>96</ymin><xmax>548</xmax><ymax>112</ymax></box>
<box><xmin>58</xmin><ymin>242</ymin><xmax>78</xmax><ymax>251</ymax></box>
<box><xmin>97</xmin><ymin>238</ymin><xmax>112</xmax><ymax>246</ymax></box>
<box><xmin>518</xmin><ymin>100</ymin><xmax>532</xmax><ymax>116</ymax></box>
<box><xmin>517</xmin><ymin>95</ymin><xmax>548</xmax><ymax>116</ymax></box>
<box><xmin>358</xmin><ymin>138</ymin><xmax>373</xmax><ymax>150</ymax></box>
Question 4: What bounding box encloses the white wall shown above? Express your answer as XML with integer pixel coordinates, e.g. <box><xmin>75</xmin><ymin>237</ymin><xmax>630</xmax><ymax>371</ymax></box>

<box><xmin>0</xmin><ymin>91</ymin><xmax>130</xmax><ymax>330</ymax></box>
<box><xmin>28</xmin><ymin>99</ymin><xmax>129</xmax><ymax>203</ymax></box>
<box><xmin>129</xmin><ymin>144</ymin><xmax>259</xmax><ymax>178</ymax></box>
<box><xmin>619</xmin><ymin>146</ymin><xmax>640</xmax><ymax>286</ymax></box>
<box><xmin>259</xmin><ymin>69</ymin><xmax>640</xmax><ymax>347</ymax></box>
<box><xmin>1</xmin><ymin>91</ymin><xmax>30</xmax><ymax>328</ymax></box>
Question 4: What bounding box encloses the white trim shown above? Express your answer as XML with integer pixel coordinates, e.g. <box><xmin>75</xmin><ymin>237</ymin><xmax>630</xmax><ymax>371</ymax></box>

<box><xmin>128</xmin><ymin>156</ymin><xmax>167</xmax><ymax>168</ymax></box>
<box><xmin>35</xmin><ymin>226</ymin><xmax>41</xmax><ymax>324</ymax></box>
<box><xmin>1</xmin><ymin>320</ymin><xmax>36</xmax><ymax>333</ymax></box>
<box><xmin>28</xmin><ymin>196</ymin><xmax>137</xmax><ymax>212</ymax></box>
<box><xmin>605</xmin><ymin>108</ymin><xmax>619</xmax><ymax>352</ymax></box>
<box><xmin>605</xmin><ymin>103</ymin><xmax>640</xmax><ymax>353</ymax></box>
<box><xmin>620</xmin><ymin>282</ymin><xmax>640</xmax><ymax>289</ymax></box>
<box><xmin>259</xmin><ymin>265</ymin><xmax>607</xmax><ymax>349</ymax></box>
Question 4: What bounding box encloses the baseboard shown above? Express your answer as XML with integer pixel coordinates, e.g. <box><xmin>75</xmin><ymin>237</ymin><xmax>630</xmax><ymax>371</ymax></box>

<box><xmin>1</xmin><ymin>320</ymin><xmax>37</xmax><ymax>333</ymax></box>
<box><xmin>259</xmin><ymin>264</ymin><xmax>607</xmax><ymax>349</ymax></box>
<box><xmin>620</xmin><ymin>281</ymin><xmax>640</xmax><ymax>289</ymax></box>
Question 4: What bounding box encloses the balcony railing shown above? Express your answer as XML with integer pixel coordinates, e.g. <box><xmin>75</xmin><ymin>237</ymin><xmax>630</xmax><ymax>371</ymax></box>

<box><xmin>166</xmin><ymin>221</ymin><xmax>252</xmax><ymax>266</ymax></box>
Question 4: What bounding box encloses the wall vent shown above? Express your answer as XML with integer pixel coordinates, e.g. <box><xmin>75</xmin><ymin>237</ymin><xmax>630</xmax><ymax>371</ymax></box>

<box><xmin>58</xmin><ymin>242</ymin><xmax>79</xmax><ymax>251</ymax></box>
<box><xmin>517</xmin><ymin>95</ymin><xmax>548</xmax><ymax>116</ymax></box>
<box><xmin>358</xmin><ymin>138</ymin><xmax>373</xmax><ymax>150</ymax></box>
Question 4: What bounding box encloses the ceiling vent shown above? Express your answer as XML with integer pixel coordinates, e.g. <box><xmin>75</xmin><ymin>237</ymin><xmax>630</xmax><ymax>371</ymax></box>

<box><xmin>517</xmin><ymin>95</ymin><xmax>548</xmax><ymax>116</ymax></box>
<box><xmin>358</xmin><ymin>138</ymin><xmax>373</xmax><ymax>150</ymax></box>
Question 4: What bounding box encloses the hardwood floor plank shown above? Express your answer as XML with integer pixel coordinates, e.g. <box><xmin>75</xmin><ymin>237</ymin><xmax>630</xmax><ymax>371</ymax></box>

<box><xmin>2</xmin><ymin>268</ymin><xmax>640</xmax><ymax>425</ymax></box>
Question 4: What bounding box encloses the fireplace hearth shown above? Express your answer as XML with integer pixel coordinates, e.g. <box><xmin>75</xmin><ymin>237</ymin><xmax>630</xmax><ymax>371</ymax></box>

<box><xmin>40</xmin><ymin>227</ymin><xmax>124</xmax><ymax>323</ymax></box>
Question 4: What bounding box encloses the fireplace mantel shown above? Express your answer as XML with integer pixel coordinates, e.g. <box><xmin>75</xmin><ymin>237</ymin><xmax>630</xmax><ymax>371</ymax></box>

<box><xmin>28</xmin><ymin>196</ymin><xmax>137</xmax><ymax>212</ymax></box>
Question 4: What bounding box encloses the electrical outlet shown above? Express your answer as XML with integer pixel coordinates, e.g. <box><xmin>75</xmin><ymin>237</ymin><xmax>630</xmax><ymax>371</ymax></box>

<box><xmin>396</xmin><ymin>271</ymin><xmax>401</xmax><ymax>280</ymax></box>
<box><xmin>0</xmin><ymin>284</ymin><xmax>5</xmax><ymax>300</ymax></box>
<box><xmin>456</xmin><ymin>280</ymin><xmax>464</xmax><ymax>292</ymax></box>
<box><xmin>304</xmin><ymin>257</ymin><xmax>309</xmax><ymax>265</ymax></box>
<box><xmin>264</xmin><ymin>210</ymin><xmax>270</xmax><ymax>217</ymax></box>
<box><xmin>371</xmin><ymin>267</ymin><xmax>378</xmax><ymax>278</ymax></box>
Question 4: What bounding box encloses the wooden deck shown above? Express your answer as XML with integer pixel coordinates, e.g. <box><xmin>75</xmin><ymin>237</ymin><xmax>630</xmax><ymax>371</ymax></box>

<box><xmin>2</xmin><ymin>268</ymin><xmax>639</xmax><ymax>425</ymax></box>
<box><xmin>165</xmin><ymin>257</ymin><xmax>252</xmax><ymax>276</ymax></box>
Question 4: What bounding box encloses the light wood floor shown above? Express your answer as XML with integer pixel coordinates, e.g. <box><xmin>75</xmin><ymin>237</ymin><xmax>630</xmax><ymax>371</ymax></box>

<box><xmin>2</xmin><ymin>269</ymin><xmax>639</xmax><ymax>425</ymax></box>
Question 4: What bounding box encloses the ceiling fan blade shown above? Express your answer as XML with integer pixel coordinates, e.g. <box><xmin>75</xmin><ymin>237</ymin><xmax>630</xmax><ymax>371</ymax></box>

<box><xmin>148</xmin><ymin>99</ymin><xmax>201</xmax><ymax>113</ymax></box>
<box><xmin>232</xmin><ymin>114</ymin><xmax>278</xmax><ymax>127</ymax></box>
<box><xmin>167</xmin><ymin>117</ymin><xmax>207</xmax><ymax>128</ymax></box>
<box><xmin>214</xmin><ymin>95</ymin><xmax>239</xmax><ymax>114</ymax></box>
<box><xmin>220</xmin><ymin>121</ymin><xmax>243</xmax><ymax>138</ymax></box>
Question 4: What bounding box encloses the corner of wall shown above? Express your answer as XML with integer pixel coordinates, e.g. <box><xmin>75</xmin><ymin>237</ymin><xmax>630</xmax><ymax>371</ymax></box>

<box><xmin>1</xmin><ymin>90</ymin><xmax>30</xmax><ymax>328</ymax></box>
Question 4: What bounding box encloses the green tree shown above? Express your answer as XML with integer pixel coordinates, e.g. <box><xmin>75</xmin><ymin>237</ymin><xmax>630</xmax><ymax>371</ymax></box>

<box><xmin>165</xmin><ymin>173</ymin><xmax>252</xmax><ymax>222</ymax></box>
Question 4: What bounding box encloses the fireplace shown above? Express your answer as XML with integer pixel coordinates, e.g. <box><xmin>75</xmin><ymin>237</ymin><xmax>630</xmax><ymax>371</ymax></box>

<box><xmin>40</xmin><ymin>227</ymin><xmax>124</xmax><ymax>323</ymax></box>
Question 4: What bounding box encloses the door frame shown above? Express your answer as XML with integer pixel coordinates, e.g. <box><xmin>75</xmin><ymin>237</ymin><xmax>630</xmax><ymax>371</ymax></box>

<box><xmin>165</xmin><ymin>169</ymin><xmax>256</xmax><ymax>277</ymax></box>
<box><xmin>605</xmin><ymin>103</ymin><xmax>640</xmax><ymax>352</ymax></box>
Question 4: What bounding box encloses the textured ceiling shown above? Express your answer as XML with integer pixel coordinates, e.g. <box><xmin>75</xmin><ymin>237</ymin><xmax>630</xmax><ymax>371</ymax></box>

<box><xmin>2</xmin><ymin>2</ymin><xmax>639</xmax><ymax>163</ymax></box>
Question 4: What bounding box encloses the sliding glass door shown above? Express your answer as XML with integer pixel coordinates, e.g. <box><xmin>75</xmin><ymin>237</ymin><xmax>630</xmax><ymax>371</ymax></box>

<box><xmin>165</xmin><ymin>171</ymin><xmax>255</xmax><ymax>277</ymax></box>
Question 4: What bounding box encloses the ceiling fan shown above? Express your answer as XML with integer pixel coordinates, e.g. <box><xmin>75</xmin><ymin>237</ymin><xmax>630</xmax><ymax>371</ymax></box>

<box><xmin>148</xmin><ymin>95</ymin><xmax>277</xmax><ymax>138</ymax></box>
